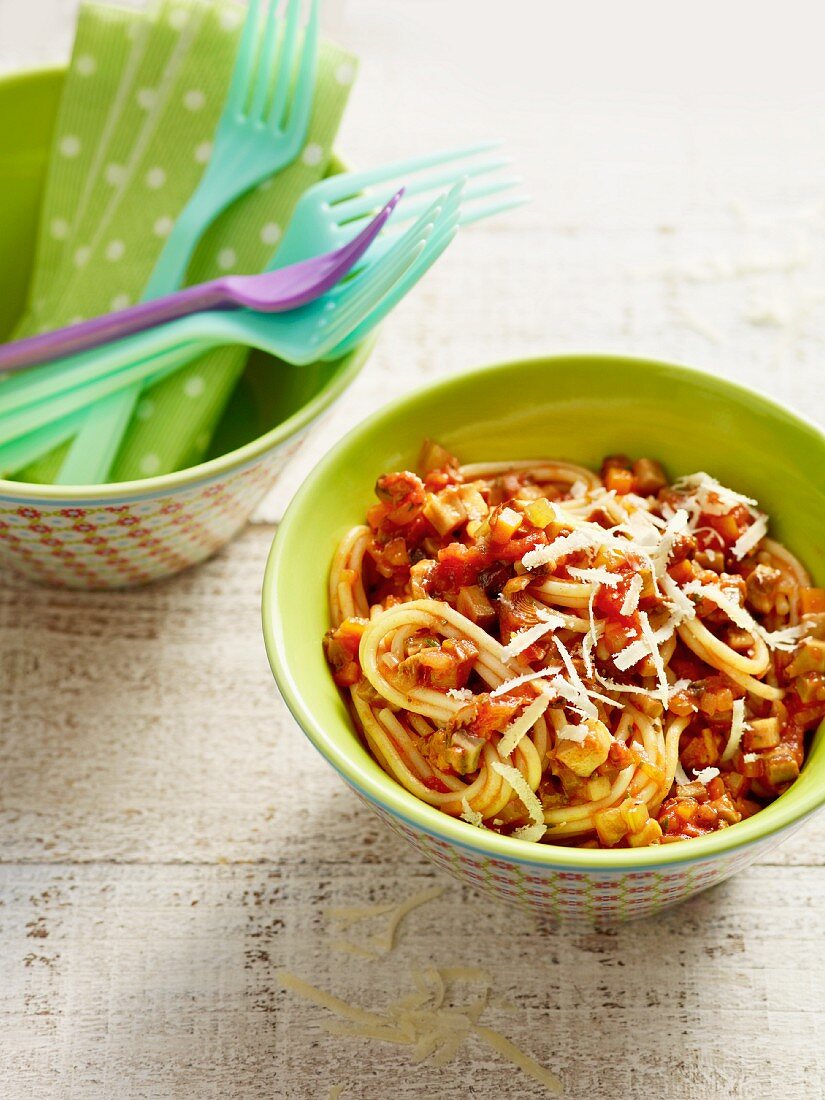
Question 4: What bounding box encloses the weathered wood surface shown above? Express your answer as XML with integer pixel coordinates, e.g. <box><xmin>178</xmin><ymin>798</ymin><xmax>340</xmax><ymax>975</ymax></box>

<box><xmin>2</xmin><ymin>2</ymin><xmax>825</xmax><ymax>1097</ymax></box>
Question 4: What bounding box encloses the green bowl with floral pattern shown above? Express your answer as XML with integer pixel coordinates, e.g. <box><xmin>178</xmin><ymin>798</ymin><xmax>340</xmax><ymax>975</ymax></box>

<box><xmin>262</xmin><ymin>353</ymin><xmax>825</xmax><ymax>924</ymax></box>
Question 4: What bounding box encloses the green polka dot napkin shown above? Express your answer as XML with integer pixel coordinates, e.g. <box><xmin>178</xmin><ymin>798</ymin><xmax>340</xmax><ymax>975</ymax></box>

<box><xmin>15</xmin><ymin>0</ymin><xmax>357</xmax><ymax>483</ymax></box>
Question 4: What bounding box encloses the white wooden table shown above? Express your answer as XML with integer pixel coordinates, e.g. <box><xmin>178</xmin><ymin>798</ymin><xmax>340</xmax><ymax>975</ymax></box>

<box><xmin>1</xmin><ymin>3</ymin><xmax>824</xmax><ymax>1097</ymax></box>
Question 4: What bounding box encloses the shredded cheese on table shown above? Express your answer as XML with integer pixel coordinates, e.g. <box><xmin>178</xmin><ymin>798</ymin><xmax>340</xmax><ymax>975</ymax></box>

<box><xmin>280</xmin><ymin>962</ymin><xmax>562</xmax><ymax>1095</ymax></box>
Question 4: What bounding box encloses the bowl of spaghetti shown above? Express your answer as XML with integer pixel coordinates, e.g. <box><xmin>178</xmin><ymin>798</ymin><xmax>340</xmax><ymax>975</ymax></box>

<box><xmin>262</xmin><ymin>354</ymin><xmax>825</xmax><ymax>923</ymax></box>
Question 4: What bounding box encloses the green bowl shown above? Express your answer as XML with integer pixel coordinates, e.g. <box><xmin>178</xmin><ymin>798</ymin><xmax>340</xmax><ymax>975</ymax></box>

<box><xmin>263</xmin><ymin>353</ymin><xmax>825</xmax><ymax>923</ymax></box>
<box><xmin>0</xmin><ymin>67</ymin><xmax>371</xmax><ymax>589</ymax></box>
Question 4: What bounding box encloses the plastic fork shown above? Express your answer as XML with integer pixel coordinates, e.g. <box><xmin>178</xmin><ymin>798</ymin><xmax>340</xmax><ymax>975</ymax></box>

<box><xmin>60</xmin><ymin>0</ymin><xmax>320</xmax><ymax>484</ymax></box>
<box><xmin>271</xmin><ymin>141</ymin><xmax>525</xmax><ymax>269</ymax></box>
<box><xmin>0</xmin><ymin>189</ymin><xmax>462</xmax><ymax>461</ymax></box>
<box><xmin>0</xmin><ymin>193</ymin><xmax>401</xmax><ymax>375</ymax></box>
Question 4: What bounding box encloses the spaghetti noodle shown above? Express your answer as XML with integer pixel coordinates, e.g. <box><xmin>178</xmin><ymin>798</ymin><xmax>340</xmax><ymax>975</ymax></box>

<box><xmin>323</xmin><ymin>443</ymin><xmax>825</xmax><ymax>848</ymax></box>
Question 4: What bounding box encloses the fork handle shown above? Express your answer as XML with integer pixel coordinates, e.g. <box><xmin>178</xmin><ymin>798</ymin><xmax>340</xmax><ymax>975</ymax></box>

<box><xmin>142</xmin><ymin>193</ymin><xmax>226</xmax><ymax>301</ymax></box>
<box><xmin>0</xmin><ymin>282</ymin><xmax>229</xmax><ymax>374</ymax></box>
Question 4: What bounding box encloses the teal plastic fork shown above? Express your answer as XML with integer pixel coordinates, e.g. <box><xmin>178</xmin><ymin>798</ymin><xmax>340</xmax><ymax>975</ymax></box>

<box><xmin>59</xmin><ymin>0</ymin><xmax>320</xmax><ymax>485</ymax></box>
<box><xmin>0</xmin><ymin>189</ymin><xmax>462</xmax><ymax>460</ymax></box>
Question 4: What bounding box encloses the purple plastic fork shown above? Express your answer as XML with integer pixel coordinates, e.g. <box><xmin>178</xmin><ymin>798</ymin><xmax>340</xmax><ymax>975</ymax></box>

<box><xmin>0</xmin><ymin>190</ymin><xmax>403</xmax><ymax>375</ymax></box>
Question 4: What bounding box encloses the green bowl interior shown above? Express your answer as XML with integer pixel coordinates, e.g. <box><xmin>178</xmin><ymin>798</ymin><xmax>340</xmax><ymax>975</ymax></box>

<box><xmin>264</xmin><ymin>354</ymin><xmax>825</xmax><ymax>869</ymax></box>
<box><xmin>0</xmin><ymin>68</ymin><xmax>362</xmax><ymax>482</ymax></box>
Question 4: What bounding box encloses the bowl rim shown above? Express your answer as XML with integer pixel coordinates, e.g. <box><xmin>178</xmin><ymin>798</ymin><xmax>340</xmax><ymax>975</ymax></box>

<box><xmin>263</xmin><ymin>351</ymin><xmax>825</xmax><ymax>871</ymax></box>
<box><xmin>0</xmin><ymin>63</ymin><xmax>369</xmax><ymax>502</ymax></box>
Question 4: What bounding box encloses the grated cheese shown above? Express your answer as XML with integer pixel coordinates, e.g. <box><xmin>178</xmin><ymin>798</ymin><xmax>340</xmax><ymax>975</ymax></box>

<box><xmin>552</xmin><ymin>635</ymin><xmax>598</xmax><ymax>718</ymax></box>
<box><xmin>674</xmin><ymin>761</ymin><xmax>690</xmax><ymax>786</ymax></box>
<box><xmin>370</xmin><ymin>886</ymin><xmax>446</xmax><ymax>954</ymax></box>
<box><xmin>639</xmin><ymin>610</ymin><xmax>670</xmax><ymax>703</ymax></box>
<box><xmin>446</xmin><ymin>687</ymin><xmax>474</xmax><ymax>701</ymax></box>
<box><xmin>660</xmin><ymin>572</ymin><xmax>697</xmax><ymax>622</ymax></box>
<box><xmin>491</xmin><ymin>667</ymin><xmax>560</xmax><ymax>697</ymax></box>
<box><xmin>474</xmin><ymin>1025</ymin><xmax>563</xmax><ymax>1094</ymax></box>
<box><xmin>673</xmin><ymin>471</ymin><xmax>758</xmax><ymax>513</ymax></box>
<box><xmin>460</xmin><ymin>797</ymin><xmax>484</xmax><ymax>827</ymax></box>
<box><xmin>497</xmin><ymin>693</ymin><xmax>553</xmax><ymax>758</ymax></box>
<box><xmin>556</xmin><ymin>723</ymin><xmax>589</xmax><ymax>744</ymax></box>
<box><xmin>500</xmin><ymin>616</ymin><xmax>565</xmax><ymax>659</ymax></box>
<box><xmin>613</xmin><ymin>638</ymin><xmax>649</xmax><ymax>672</ymax></box>
<box><xmin>694</xmin><ymin>766</ymin><xmax>720</xmax><ymax>784</ymax></box>
<box><xmin>652</xmin><ymin>508</ymin><xmax>690</xmax><ymax>575</ymax></box>
<box><xmin>620</xmin><ymin>573</ymin><xmax>644</xmax><ymax>616</ymax></box>
<box><xmin>567</xmin><ymin>566</ymin><xmax>620</xmax><ymax>586</ymax></box>
<box><xmin>731</xmin><ymin>514</ymin><xmax>768</xmax><ymax>559</ymax></box>
<box><xmin>721</xmin><ymin>698</ymin><xmax>748</xmax><ymax>762</ymax></box>
<box><xmin>743</xmin><ymin>752</ymin><xmax>759</xmax><ymax>763</ymax></box>
<box><xmin>280</xmin><ymin>962</ymin><xmax>561</xmax><ymax>1094</ymax></box>
<box><xmin>490</xmin><ymin>761</ymin><xmax>546</xmax><ymax>841</ymax></box>
<box><xmin>683</xmin><ymin>579</ymin><xmax>802</xmax><ymax>651</ymax></box>
<box><xmin>521</xmin><ymin>528</ymin><xmax>600</xmax><ymax>570</ymax></box>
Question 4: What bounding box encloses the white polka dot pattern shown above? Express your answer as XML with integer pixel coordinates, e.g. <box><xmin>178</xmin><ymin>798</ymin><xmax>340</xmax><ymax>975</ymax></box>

<box><xmin>76</xmin><ymin>54</ymin><xmax>97</xmax><ymax>77</ymax></box>
<box><xmin>105</xmin><ymin>163</ymin><xmax>126</xmax><ymax>187</ymax></box>
<box><xmin>153</xmin><ymin>216</ymin><xmax>174</xmax><ymax>238</ymax></box>
<box><xmin>59</xmin><ymin>135</ymin><xmax>81</xmax><ymax>158</ymax></box>
<box><xmin>146</xmin><ymin>167</ymin><xmax>166</xmax><ymax>189</ymax></box>
<box><xmin>183</xmin><ymin>89</ymin><xmax>205</xmax><ymax>111</ymax></box>
<box><xmin>139</xmin><ymin>453</ymin><xmax>161</xmax><ymax>476</ymax></box>
<box><xmin>301</xmin><ymin>143</ymin><xmax>323</xmax><ymax>167</ymax></box>
<box><xmin>260</xmin><ymin>222</ymin><xmax>282</xmax><ymax>246</ymax></box>
<box><xmin>184</xmin><ymin>376</ymin><xmax>206</xmax><ymax>398</ymax></box>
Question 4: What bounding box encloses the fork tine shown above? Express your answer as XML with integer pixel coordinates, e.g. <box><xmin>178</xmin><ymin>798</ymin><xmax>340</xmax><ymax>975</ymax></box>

<box><xmin>225</xmin><ymin>0</ymin><xmax>263</xmax><ymax>116</ymax></box>
<box><xmin>459</xmin><ymin>193</ymin><xmax>530</xmax><ymax>226</ymax></box>
<box><xmin>323</xmin><ymin>213</ymin><xmax>460</xmax><ymax>360</ymax></box>
<box><xmin>322</xmin><ymin>201</ymin><xmax>443</xmax><ymax>327</ymax></box>
<box><xmin>338</xmin><ymin>174</ymin><xmax>522</xmax><ymax>234</ymax></box>
<box><xmin>248</xmin><ymin>0</ymin><xmax>281</xmax><ymax>122</ymax></box>
<box><xmin>323</xmin><ymin>188</ymin><xmax>462</xmax><ymax>339</ymax></box>
<box><xmin>308</xmin><ymin>141</ymin><xmax>502</xmax><ymax>205</ymax></box>
<box><xmin>266</xmin><ymin>0</ymin><xmax>301</xmax><ymax>128</ymax></box>
<box><xmin>330</xmin><ymin>157</ymin><xmax>513</xmax><ymax>223</ymax></box>
<box><xmin>281</xmin><ymin>0</ymin><xmax>319</xmax><ymax>135</ymax></box>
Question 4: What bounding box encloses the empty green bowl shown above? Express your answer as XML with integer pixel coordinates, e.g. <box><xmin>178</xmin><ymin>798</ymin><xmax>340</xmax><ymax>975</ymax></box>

<box><xmin>0</xmin><ymin>67</ymin><xmax>371</xmax><ymax>588</ymax></box>
<box><xmin>263</xmin><ymin>353</ymin><xmax>825</xmax><ymax>923</ymax></box>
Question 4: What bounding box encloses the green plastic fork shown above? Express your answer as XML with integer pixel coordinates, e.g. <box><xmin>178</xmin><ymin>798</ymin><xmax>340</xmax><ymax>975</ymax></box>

<box><xmin>0</xmin><ymin>188</ymin><xmax>462</xmax><ymax>459</ymax></box>
<box><xmin>59</xmin><ymin>0</ymin><xmax>320</xmax><ymax>485</ymax></box>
